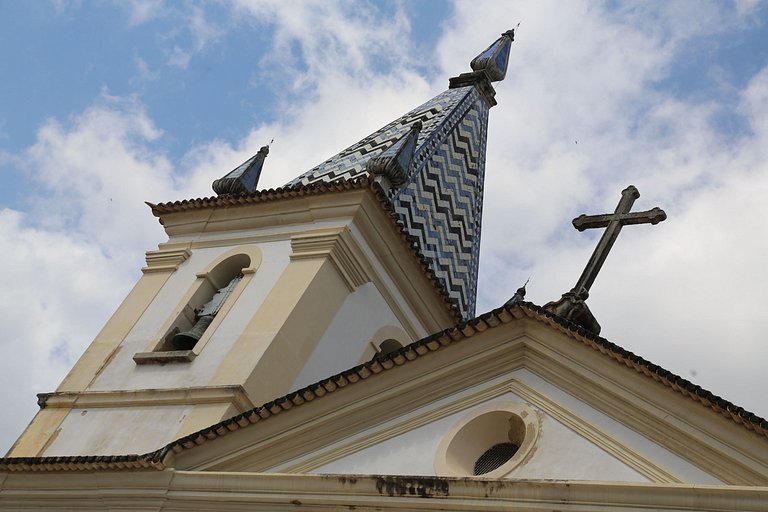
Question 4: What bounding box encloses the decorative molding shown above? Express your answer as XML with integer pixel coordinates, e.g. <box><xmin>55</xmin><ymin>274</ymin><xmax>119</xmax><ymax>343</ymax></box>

<box><xmin>36</xmin><ymin>385</ymin><xmax>255</xmax><ymax>413</ymax></box>
<box><xmin>520</xmin><ymin>328</ymin><xmax>766</xmax><ymax>485</ymax></box>
<box><xmin>527</xmin><ymin>354</ymin><xmax>758</xmax><ymax>485</ymax></box>
<box><xmin>280</xmin><ymin>377</ymin><xmax>681</xmax><ymax>483</ymax></box>
<box><xmin>290</xmin><ymin>228</ymin><xmax>372</xmax><ymax>291</ymax></box>
<box><xmin>434</xmin><ymin>400</ymin><xmax>540</xmax><ymax>478</ymax></box>
<box><xmin>142</xmin><ymin>246</ymin><xmax>192</xmax><ymax>273</ymax></box>
<box><xmin>157</xmin><ymin>185</ymin><xmax>368</xmax><ymax>239</ymax></box>
<box><xmin>353</xmin><ymin>198</ymin><xmax>457</xmax><ymax>335</ymax></box>
<box><xmin>509</xmin><ymin>379</ymin><xmax>682</xmax><ymax>483</ymax></box>
<box><xmin>133</xmin><ymin>350</ymin><xmax>196</xmax><ymax>365</ymax></box>
<box><xmin>138</xmin><ymin>247</ymin><xmax>260</xmax><ymax>357</ymax></box>
<box><xmin>167</xmin><ymin>317</ymin><xmax>764</xmax><ymax>483</ymax></box>
<box><xmin>1</xmin><ymin>470</ymin><xmax>766</xmax><ymax>511</ymax></box>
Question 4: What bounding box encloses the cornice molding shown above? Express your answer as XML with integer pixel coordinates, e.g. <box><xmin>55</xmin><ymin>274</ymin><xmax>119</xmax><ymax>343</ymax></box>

<box><xmin>157</xmin><ymin>186</ymin><xmax>369</xmax><ymax>238</ymax></box>
<box><xmin>281</xmin><ymin>377</ymin><xmax>680</xmax><ymax>483</ymax></box>
<box><xmin>0</xmin><ymin>470</ymin><xmax>765</xmax><ymax>511</ymax></box>
<box><xmin>290</xmin><ymin>227</ymin><xmax>372</xmax><ymax>291</ymax></box>
<box><xmin>353</xmin><ymin>192</ymin><xmax>457</xmax><ymax>333</ymax></box>
<box><xmin>522</xmin><ymin>327</ymin><xmax>767</xmax><ymax>485</ymax></box>
<box><xmin>176</xmin><ymin>331</ymin><xmax>531</xmax><ymax>472</ymax></box>
<box><xmin>142</xmin><ymin>245</ymin><xmax>192</xmax><ymax>273</ymax></box>
<box><xmin>169</xmin><ymin>317</ymin><xmax>766</xmax><ymax>484</ymax></box>
<box><xmin>36</xmin><ymin>385</ymin><xmax>255</xmax><ymax>413</ymax></box>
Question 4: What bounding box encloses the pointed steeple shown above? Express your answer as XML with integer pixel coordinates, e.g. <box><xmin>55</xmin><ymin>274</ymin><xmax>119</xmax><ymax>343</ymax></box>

<box><xmin>213</xmin><ymin>145</ymin><xmax>269</xmax><ymax>195</ymax></box>
<box><xmin>367</xmin><ymin>121</ymin><xmax>422</xmax><ymax>188</ymax></box>
<box><xmin>449</xmin><ymin>28</ymin><xmax>516</xmax><ymax>106</ymax></box>
<box><xmin>470</xmin><ymin>28</ymin><xmax>516</xmax><ymax>81</ymax></box>
<box><xmin>287</xmin><ymin>30</ymin><xmax>516</xmax><ymax>319</ymax></box>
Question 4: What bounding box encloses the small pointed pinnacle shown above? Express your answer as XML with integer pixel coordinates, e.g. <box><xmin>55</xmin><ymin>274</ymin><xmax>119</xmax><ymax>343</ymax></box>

<box><xmin>505</xmin><ymin>278</ymin><xmax>529</xmax><ymax>306</ymax></box>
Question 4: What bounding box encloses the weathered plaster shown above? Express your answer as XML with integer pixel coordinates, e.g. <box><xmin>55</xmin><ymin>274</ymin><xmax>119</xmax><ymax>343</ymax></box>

<box><xmin>291</xmin><ymin>283</ymin><xmax>410</xmax><ymax>391</ymax></box>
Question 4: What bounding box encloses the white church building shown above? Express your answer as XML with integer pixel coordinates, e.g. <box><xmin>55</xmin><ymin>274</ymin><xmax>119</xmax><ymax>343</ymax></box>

<box><xmin>1</xmin><ymin>30</ymin><xmax>766</xmax><ymax>511</ymax></box>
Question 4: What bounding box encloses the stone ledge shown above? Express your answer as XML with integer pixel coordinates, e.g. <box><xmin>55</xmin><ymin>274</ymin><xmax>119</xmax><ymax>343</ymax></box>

<box><xmin>133</xmin><ymin>350</ymin><xmax>196</xmax><ymax>365</ymax></box>
<box><xmin>35</xmin><ymin>385</ymin><xmax>254</xmax><ymax>411</ymax></box>
<box><xmin>142</xmin><ymin>246</ymin><xmax>192</xmax><ymax>273</ymax></box>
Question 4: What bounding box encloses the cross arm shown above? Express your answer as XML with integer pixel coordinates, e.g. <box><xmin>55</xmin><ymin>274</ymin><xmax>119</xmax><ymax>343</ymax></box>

<box><xmin>572</xmin><ymin>207</ymin><xmax>667</xmax><ymax>231</ymax></box>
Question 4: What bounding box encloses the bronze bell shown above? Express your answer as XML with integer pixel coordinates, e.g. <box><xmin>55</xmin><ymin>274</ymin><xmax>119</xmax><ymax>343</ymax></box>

<box><xmin>172</xmin><ymin>314</ymin><xmax>214</xmax><ymax>350</ymax></box>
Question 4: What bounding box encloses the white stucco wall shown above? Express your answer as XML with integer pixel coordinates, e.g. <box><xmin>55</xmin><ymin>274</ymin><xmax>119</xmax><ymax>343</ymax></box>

<box><xmin>513</xmin><ymin>369</ymin><xmax>723</xmax><ymax>484</ymax></box>
<box><xmin>311</xmin><ymin>391</ymin><xmax>646</xmax><ymax>482</ymax></box>
<box><xmin>89</xmin><ymin>240</ymin><xmax>291</xmax><ymax>391</ymax></box>
<box><xmin>290</xmin><ymin>283</ymin><xmax>409</xmax><ymax>391</ymax></box>
<box><xmin>283</xmin><ymin>370</ymin><xmax>722</xmax><ymax>484</ymax></box>
<box><xmin>47</xmin><ymin>240</ymin><xmax>293</xmax><ymax>456</ymax></box>
<box><xmin>42</xmin><ymin>405</ymin><xmax>192</xmax><ymax>456</ymax></box>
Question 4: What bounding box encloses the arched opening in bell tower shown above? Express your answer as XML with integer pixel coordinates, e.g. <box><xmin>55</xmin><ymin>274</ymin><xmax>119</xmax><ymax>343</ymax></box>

<box><xmin>156</xmin><ymin>253</ymin><xmax>251</xmax><ymax>352</ymax></box>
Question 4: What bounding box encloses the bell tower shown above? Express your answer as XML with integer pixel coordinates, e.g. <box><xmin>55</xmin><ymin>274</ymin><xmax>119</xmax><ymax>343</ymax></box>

<box><xmin>7</xmin><ymin>30</ymin><xmax>516</xmax><ymax>458</ymax></box>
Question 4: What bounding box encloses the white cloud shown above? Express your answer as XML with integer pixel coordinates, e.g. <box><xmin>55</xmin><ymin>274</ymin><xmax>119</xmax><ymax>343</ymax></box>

<box><xmin>23</xmin><ymin>95</ymin><xmax>172</xmax><ymax>256</ymax></box>
<box><xmin>50</xmin><ymin>0</ymin><xmax>84</xmax><ymax>18</ymax></box>
<box><xmin>166</xmin><ymin>45</ymin><xmax>192</xmax><ymax>70</ymax></box>
<box><xmin>132</xmin><ymin>56</ymin><xmax>159</xmax><ymax>83</ymax></box>
<box><xmin>740</xmin><ymin>66</ymin><xmax>768</xmax><ymax>140</ymax></box>
<box><xmin>2</xmin><ymin>0</ymin><xmax>767</xmax><ymax>456</ymax></box>
<box><xmin>123</xmin><ymin>0</ymin><xmax>165</xmax><ymax>26</ymax></box>
<box><xmin>734</xmin><ymin>0</ymin><xmax>763</xmax><ymax>18</ymax></box>
<box><xmin>233</xmin><ymin>0</ymin><xmax>414</xmax><ymax>92</ymax></box>
<box><xmin>0</xmin><ymin>208</ymin><xmax>134</xmax><ymax>453</ymax></box>
<box><xmin>188</xmin><ymin>4</ymin><xmax>222</xmax><ymax>51</ymax></box>
<box><xmin>460</xmin><ymin>1</ymin><xmax>768</xmax><ymax>417</ymax></box>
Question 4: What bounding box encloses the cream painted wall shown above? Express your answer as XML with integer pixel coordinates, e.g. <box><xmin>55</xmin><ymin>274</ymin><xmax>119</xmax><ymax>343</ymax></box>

<box><xmin>311</xmin><ymin>391</ymin><xmax>646</xmax><ymax>481</ymax></box>
<box><xmin>41</xmin><ymin>405</ymin><xmax>192</xmax><ymax>456</ymax></box>
<box><xmin>513</xmin><ymin>369</ymin><xmax>723</xmax><ymax>484</ymax></box>
<box><xmin>284</xmin><ymin>370</ymin><xmax>722</xmax><ymax>484</ymax></box>
<box><xmin>509</xmin><ymin>414</ymin><xmax>646</xmax><ymax>481</ymax></box>
<box><xmin>290</xmin><ymin>283</ymin><xmax>410</xmax><ymax>391</ymax></box>
<box><xmin>347</xmin><ymin>224</ymin><xmax>436</xmax><ymax>338</ymax></box>
<box><xmin>89</xmin><ymin>241</ymin><xmax>291</xmax><ymax>391</ymax></box>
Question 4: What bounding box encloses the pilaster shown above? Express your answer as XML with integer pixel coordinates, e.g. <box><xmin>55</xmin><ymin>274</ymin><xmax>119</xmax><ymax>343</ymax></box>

<box><xmin>203</xmin><ymin>228</ymin><xmax>369</xmax><ymax>420</ymax></box>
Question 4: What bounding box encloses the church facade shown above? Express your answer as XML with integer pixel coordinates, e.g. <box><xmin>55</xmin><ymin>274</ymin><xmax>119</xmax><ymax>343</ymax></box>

<box><xmin>1</xmin><ymin>30</ymin><xmax>766</xmax><ymax>511</ymax></box>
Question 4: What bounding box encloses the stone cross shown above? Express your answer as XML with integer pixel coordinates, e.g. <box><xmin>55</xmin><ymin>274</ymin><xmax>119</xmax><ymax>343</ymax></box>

<box><xmin>570</xmin><ymin>185</ymin><xmax>666</xmax><ymax>298</ymax></box>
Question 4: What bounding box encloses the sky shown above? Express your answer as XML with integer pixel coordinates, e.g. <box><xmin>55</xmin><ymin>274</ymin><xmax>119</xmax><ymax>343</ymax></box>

<box><xmin>1</xmin><ymin>0</ymin><xmax>767</xmax><ymax>455</ymax></box>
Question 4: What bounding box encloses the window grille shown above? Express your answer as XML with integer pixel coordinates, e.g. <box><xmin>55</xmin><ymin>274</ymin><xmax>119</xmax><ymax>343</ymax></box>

<box><xmin>473</xmin><ymin>442</ymin><xmax>519</xmax><ymax>475</ymax></box>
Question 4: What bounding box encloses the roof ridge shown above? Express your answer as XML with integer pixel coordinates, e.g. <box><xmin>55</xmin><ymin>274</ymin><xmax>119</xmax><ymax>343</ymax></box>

<box><xmin>147</xmin><ymin>300</ymin><xmax>768</xmax><ymax>450</ymax></box>
<box><xmin>3</xmin><ymin>301</ymin><xmax>764</xmax><ymax>472</ymax></box>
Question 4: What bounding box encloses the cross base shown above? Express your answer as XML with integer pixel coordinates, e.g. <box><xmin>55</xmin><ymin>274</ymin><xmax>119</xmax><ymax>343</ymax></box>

<box><xmin>544</xmin><ymin>291</ymin><xmax>601</xmax><ymax>335</ymax></box>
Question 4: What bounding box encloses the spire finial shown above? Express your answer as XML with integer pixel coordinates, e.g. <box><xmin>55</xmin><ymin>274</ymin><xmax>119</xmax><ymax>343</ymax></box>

<box><xmin>449</xmin><ymin>28</ymin><xmax>518</xmax><ymax>105</ymax></box>
<box><xmin>470</xmin><ymin>25</ymin><xmax>518</xmax><ymax>82</ymax></box>
<box><xmin>212</xmin><ymin>145</ymin><xmax>270</xmax><ymax>196</ymax></box>
<box><xmin>505</xmin><ymin>277</ymin><xmax>529</xmax><ymax>306</ymax></box>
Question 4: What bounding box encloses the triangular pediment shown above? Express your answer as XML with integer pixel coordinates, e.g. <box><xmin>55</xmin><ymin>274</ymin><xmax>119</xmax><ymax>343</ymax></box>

<box><xmin>273</xmin><ymin>379</ymin><xmax>685</xmax><ymax>483</ymax></box>
<box><xmin>165</xmin><ymin>304</ymin><xmax>768</xmax><ymax>486</ymax></box>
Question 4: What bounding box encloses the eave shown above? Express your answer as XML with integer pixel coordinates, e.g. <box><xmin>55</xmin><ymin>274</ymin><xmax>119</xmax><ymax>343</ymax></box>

<box><xmin>2</xmin><ymin>301</ymin><xmax>765</xmax><ymax>476</ymax></box>
<box><xmin>0</xmin><ymin>470</ymin><xmax>766</xmax><ymax>511</ymax></box>
<box><xmin>147</xmin><ymin>177</ymin><xmax>462</xmax><ymax>320</ymax></box>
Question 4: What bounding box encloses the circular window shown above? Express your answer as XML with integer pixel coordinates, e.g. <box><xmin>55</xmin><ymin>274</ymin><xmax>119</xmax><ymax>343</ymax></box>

<box><xmin>474</xmin><ymin>441</ymin><xmax>518</xmax><ymax>475</ymax></box>
<box><xmin>434</xmin><ymin>402</ymin><xmax>539</xmax><ymax>478</ymax></box>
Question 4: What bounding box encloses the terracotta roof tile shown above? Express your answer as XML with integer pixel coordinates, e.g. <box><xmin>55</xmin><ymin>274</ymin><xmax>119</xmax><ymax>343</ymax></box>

<box><xmin>2</xmin><ymin>301</ymin><xmax>765</xmax><ymax>472</ymax></box>
<box><xmin>148</xmin><ymin>177</ymin><xmax>462</xmax><ymax>320</ymax></box>
<box><xmin>164</xmin><ymin>301</ymin><xmax>764</xmax><ymax>450</ymax></box>
<box><xmin>0</xmin><ymin>453</ymin><xmax>164</xmax><ymax>472</ymax></box>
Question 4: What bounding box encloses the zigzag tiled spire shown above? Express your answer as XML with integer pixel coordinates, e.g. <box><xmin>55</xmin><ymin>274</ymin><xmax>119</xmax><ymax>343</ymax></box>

<box><xmin>288</xmin><ymin>30</ymin><xmax>516</xmax><ymax>319</ymax></box>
